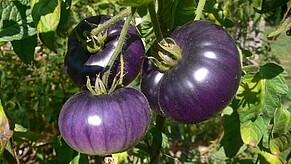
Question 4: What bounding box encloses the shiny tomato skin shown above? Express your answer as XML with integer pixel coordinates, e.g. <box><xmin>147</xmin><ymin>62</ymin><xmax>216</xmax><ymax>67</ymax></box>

<box><xmin>141</xmin><ymin>20</ymin><xmax>241</xmax><ymax>124</ymax></box>
<box><xmin>65</xmin><ymin>15</ymin><xmax>145</xmax><ymax>88</ymax></box>
<box><xmin>58</xmin><ymin>88</ymin><xmax>151</xmax><ymax>155</ymax></box>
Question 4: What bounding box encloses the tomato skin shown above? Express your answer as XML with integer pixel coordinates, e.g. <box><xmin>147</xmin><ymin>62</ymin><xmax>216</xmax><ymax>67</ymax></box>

<box><xmin>58</xmin><ymin>88</ymin><xmax>151</xmax><ymax>155</ymax></box>
<box><xmin>141</xmin><ymin>20</ymin><xmax>241</xmax><ymax>123</ymax></box>
<box><xmin>141</xmin><ymin>58</ymin><xmax>164</xmax><ymax>115</ymax></box>
<box><xmin>65</xmin><ymin>15</ymin><xmax>145</xmax><ymax>88</ymax></box>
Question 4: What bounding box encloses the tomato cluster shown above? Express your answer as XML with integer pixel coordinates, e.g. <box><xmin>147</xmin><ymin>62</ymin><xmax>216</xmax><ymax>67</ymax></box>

<box><xmin>58</xmin><ymin>15</ymin><xmax>241</xmax><ymax>155</ymax></box>
<box><xmin>58</xmin><ymin>15</ymin><xmax>151</xmax><ymax>155</ymax></box>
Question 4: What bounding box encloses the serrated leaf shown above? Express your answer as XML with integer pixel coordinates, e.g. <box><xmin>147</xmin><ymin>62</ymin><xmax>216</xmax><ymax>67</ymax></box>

<box><xmin>254</xmin><ymin>0</ymin><xmax>289</xmax><ymax>14</ymax></box>
<box><xmin>263</xmin><ymin>71</ymin><xmax>288</xmax><ymax>120</ymax></box>
<box><xmin>31</xmin><ymin>0</ymin><xmax>61</xmax><ymax>51</ymax></box>
<box><xmin>236</xmin><ymin>73</ymin><xmax>265</xmax><ymax>122</ymax></box>
<box><xmin>273</xmin><ymin>106</ymin><xmax>291</xmax><ymax>134</ymax></box>
<box><xmin>0</xmin><ymin>0</ymin><xmax>37</xmax><ymax>42</ymax></box>
<box><xmin>270</xmin><ymin>132</ymin><xmax>291</xmax><ymax>155</ymax></box>
<box><xmin>240</xmin><ymin>117</ymin><xmax>268</xmax><ymax>146</ymax></box>
<box><xmin>0</xmin><ymin>100</ymin><xmax>14</xmax><ymax>156</ymax></box>
<box><xmin>11</xmin><ymin>34</ymin><xmax>37</xmax><ymax>65</ymax></box>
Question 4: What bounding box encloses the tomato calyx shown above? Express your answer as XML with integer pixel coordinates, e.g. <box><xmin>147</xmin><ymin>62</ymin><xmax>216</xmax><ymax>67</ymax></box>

<box><xmin>86</xmin><ymin>73</ymin><xmax>124</xmax><ymax>95</ymax></box>
<box><xmin>76</xmin><ymin>21</ymin><xmax>108</xmax><ymax>54</ymax></box>
<box><xmin>87</xmin><ymin>54</ymin><xmax>125</xmax><ymax>95</ymax></box>
<box><xmin>148</xmin><ymin>38</ymin><xmax>181</xmax><ymax>72</ymax></box>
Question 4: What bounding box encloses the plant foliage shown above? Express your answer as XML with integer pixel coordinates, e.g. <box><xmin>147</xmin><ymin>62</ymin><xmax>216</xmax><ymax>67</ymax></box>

<box><xmin>0</xmin><ymin>0</ymin><xmax>290</xmax><ymax>163</ymax></box>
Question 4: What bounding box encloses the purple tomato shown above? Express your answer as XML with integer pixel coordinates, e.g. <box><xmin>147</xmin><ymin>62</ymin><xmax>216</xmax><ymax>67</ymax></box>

<box><xmin>141</xmin><ymin>20</ymin><xmax>241</xmax><ymax>124</ymax></box>
<box><xmin>58</xmin><ymin>88</ymin><xmax>151</xmax><ymax>155</ymax></box>
<box><xmin>65</xmin><ymin>15</ymin><xmax>145</xmax><ymax>88</ymax></box>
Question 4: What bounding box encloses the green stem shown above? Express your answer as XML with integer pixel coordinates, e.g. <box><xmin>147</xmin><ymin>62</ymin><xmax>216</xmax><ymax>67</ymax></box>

<box><xmin>147</xmin><ymin>1</ymin><xmax>163</xmax><ymax>42</ymax></box>
<box><xmin>147</xmin><ymin>2</ymin><xmax>167</xmax><ymax>163</ymax></box>
<box><xmin>91</xmin><ymin>7</ymin><xmax>131</xmax><ymax>36</ymax></box>
<box><xmin>194</xmin><ymin>0</ymin><xmax>206</xmax><ymax>20</ymax></box>
<box><xmin>150</xmin><ymin>115</ymin><xmax>166</xmax><ymax>164</ymax></box>
<box><xmin>102</xmin><ymin>8</ymin><xmax>134</xmax><ymax>88</ymax></box>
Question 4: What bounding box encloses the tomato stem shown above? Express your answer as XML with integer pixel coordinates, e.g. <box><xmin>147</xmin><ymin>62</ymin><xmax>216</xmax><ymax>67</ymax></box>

<box><xmin>194</xmin><ymin>0</ymin><xmax>206</xmax><ymax>20</ymax></box>
<box><xmin>150</xmin><ymin>115</ymin><xmax>166</xmax><ymax>164</ymax></box>
<box><xmin>90</xmin><ymin>7</ymin><xmax>131</xmax><ymax>36</ymax></box>
<box><xmin>148</xmin><ymin>1</ymin><xmax>163</xmax><ymax>42</ymax></box>
<box><xmin>102</xmin><ymin>7</ymin><xmax>135</xmax><ymax>88</ymax></box>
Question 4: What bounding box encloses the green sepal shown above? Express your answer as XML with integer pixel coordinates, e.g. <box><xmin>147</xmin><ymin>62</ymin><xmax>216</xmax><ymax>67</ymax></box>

<box><xmin>75</xmin><ymin>27</ymin><xmax>108</xmax><ymax>54</ymax></box>
<box><xmin>158</xmin><ymin>38</ymin><xmax>181</xmax><ymax>62</ymax></box>
<box><xmin>149</xmin><ymin>37</ymin><xmax>181</xmax><ymax>72</ymax></box>
<box><xmin>148</xmin><ymin>57</ymin><xmax>171</xmax><ymax>72</ymax></box>
<box><xmin>86</xmin><ymin>54</ymin><xmax>125</xmax><ymax>95</ymax></box>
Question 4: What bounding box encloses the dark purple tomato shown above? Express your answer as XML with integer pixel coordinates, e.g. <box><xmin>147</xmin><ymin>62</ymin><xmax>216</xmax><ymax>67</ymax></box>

<box><xmin>65</xmin><ymin>15</ymin><xmax>145</xmax><ymax>88</ymax></box>
<box><xmin>141</xmin><ymin>57</ymin><xmax>164</xmax><ymax>115</ymax></box>
<box><xmin>58</xmin><ymin>88</ymin><xmax>151</xmax><ymax>155</ymax></box>
<box><xmin>141</xmin><ymin>20</ymin><xmax>241</xmax><ymax>124</ymax></box>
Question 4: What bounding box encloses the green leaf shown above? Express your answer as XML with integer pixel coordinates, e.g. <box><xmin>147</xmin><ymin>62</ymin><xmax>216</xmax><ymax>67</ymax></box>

<box><xmin>136</xmin><ymin>12</ymin><xmax>154</xmax><ymax>51</ymax></box>
<box><xmin>158</xmin><ymin>0</ymin><xmax>178</xmax><ymax>30</ymax></box>
<box><xmin>240</xmin><ymin>47</ymin><xmax>253</xmax><ymax>57</ymax></box>
<box><xmin>270</xmin><ymin>132</ymin><xmax>291</xmax><ymax>155</ymax></box>
<box><xmin>240</xmin><ymin>117</ymin><xmax>268</xmax><ymax>146</ymax></box>
<box><xmin>148</xmin><ymin>127</ymin><xmax>169</xmax><ymax>150</ymax></box>
<box><xmin>273</xmin><ymin>106</ymin><xmax>291</xmax><ymax>134</ymax></box>
<box><xmin>56</xmin><ymin>138</ymin><xmax>74</xmax><ymax>164</ymax></box>
<box><xmin>236</xmin><ymin>73</ymin><xmax>265</xmax><ymax>122</ymax></box>
<box><xmin>263</xmin><ymin>71</ymin><xmax>288</xmax><ymax>120</ymax></box>
<box><xmin>31</xmin><ymin>0</ymin><xmax>62</xmax><ymax>51</ymax></box>
<box><xmin>57</xmin><ymin>0</ymin><xmax>72</xmax><ymax>37</ymax></box>
<box><xmin>70</xmin><ymin>153</ymin><xmax>89</xmax><ymax>164</ymax></box>
<box><xmin>112</xmin><ymin>152</ymin><xmax>128</xmax><ymax>163</ymax></box>
<box><xmin>221</xmin><ymin>108</ymin><xmax>244</xmax><ymax>158</ymax></box>
<box><xmin>260</xmin><ymin>63</ymin><xmax>284</xmax><ymax>79</ymax></box>
<box><xmin>204</xmin><ymin>1</ymin><xmax>234</xmax><ymax>28</ymax></box>
<box><xmin>119</xmin><ymin>0</ymin><xmax>152</xmax><ymax>7</ymax></box>
<box><xmin>221</xmin><ymin>106</ymin><xmax>233</xmax><ymax>116</ymax></box>
<box><xmin>158</xmin><ymin>0</ymin><xmax>195</xmax><ymax>30</ymax></box>
<box><xmin>0</xmin><ymin>100</ymin><xmax>14</xmax><ymax>156</ymax></box>
<box><xmin>0</xmin><ymin>0</ymin><xmax>37</xmax><ymax>42</ymax></box>
<box><xmin>11</xmin><ymin>34</ymin><xmax>37</xmax><ymax>65</ymax></box>
<box><xmin>259</xmin><ymin>150</ymin><xmax>284</xmax><ymax>164</ymax></box>
<box><xmin>254</xmin><ymin>0</ymin><xmax>289</xmax><ymax>14</ymax></box>
<box><xmin>174</xmin><ymin>0</ymin><xmax>195</xmax><ymax>27</ymax></box>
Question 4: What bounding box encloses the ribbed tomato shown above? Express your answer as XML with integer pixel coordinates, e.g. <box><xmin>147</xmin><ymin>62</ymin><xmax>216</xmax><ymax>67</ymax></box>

<box><xmin>58</xmin><ymin>88</ymin><xmax>151</xmax><ymax>155</ymax></box>
<box><xmin>141</xmin><ymin>20</ymin><xmax>241</xmax><ymax>124</ymax></box>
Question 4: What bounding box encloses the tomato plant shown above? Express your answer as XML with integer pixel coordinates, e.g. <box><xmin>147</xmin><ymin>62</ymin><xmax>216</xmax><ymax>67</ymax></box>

<box><xmin>1</xmin><ymin>0</ymin><xmax>291</xmax><ymax>163</ymax></box>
